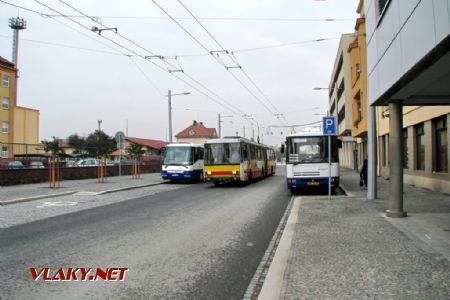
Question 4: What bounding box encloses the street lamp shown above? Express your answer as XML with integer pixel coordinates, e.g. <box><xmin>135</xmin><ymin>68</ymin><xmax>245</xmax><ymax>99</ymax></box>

<box><xmin>313</xmin><ymin>83</ymin><xmax>342</xmax><ymax>118</ymax></box>
<box><xmin>166</xmin><ymin>90</ymin><xmax>190</xmax><ymax>142</ymax></box>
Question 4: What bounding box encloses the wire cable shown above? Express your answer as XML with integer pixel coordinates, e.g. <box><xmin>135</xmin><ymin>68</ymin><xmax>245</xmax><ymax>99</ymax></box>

<box><xmin>33</xmin><ymin>0</ymin><xmax>246</xmax><ymax>118</ymax></box>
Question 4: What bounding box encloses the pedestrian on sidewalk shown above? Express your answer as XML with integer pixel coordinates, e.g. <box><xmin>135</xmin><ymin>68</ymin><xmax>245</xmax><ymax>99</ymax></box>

<box><xmin>360</xmin><ymin>157</ymin><xmax>368</xmax><ymax>187</ymax></box>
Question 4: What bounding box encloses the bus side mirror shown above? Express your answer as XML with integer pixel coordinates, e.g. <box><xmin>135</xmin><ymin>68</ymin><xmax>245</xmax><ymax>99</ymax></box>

<box><xmin>338</xmin><ymin>140</ymin><xmax>342</xmax><ymax>148</ymax></box>
<box><xmin>280</xmin><ymin>144</ymin><xmax>285</xmax><ymax>154</ymax></box>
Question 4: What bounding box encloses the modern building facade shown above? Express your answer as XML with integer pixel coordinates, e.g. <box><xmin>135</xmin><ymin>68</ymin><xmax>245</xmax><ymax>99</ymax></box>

<box><xmin>328</xmin><ymin>33</ymin><xmax>357</xmax><ymax>170</ymax></box>
<box><xmin>365</xmin><ymin>0</ymin><xmax>450</xmax><ymax>214</ymax></box>
<box><xmin>0</xmin><ymin>56</ymin><xmax>40</xmax><ymax>160</ymax></box>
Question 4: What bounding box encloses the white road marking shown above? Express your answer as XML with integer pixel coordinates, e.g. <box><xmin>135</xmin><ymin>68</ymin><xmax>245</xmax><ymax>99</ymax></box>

<box><xmin>36</xmin><ymin>201</ymin><xmax>78</xmax><ymax>208</ymax></box>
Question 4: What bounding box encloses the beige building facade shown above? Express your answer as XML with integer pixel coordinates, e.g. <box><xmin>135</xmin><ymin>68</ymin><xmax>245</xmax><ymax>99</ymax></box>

<box><xmin>328</xmin><ymin>34</ymin><xmax>357</xmax><ymax>170</ymax></box>
<box><xmin>377</xmin><ymin>106</ymin><xmax>450</xmax><ymax>193</ymax></box>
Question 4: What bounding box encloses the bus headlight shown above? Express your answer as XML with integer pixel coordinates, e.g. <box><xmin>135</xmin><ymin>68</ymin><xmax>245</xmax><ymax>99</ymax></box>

<box><xmin>232</xmin><ymin>171</ymin><xmax>237</xmax><ymax>175</ymax></box>
<box><xmin>207</xmin><ymin>171</ymin><xmax>212</xmax><ymax>175</ymax></box>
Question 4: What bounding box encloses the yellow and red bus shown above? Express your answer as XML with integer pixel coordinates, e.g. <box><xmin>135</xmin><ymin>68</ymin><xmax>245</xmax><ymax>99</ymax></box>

<box><xmin>204</xmin><ymin>137</ymin><xmax>276</xmax><ymax>186</ymax></box>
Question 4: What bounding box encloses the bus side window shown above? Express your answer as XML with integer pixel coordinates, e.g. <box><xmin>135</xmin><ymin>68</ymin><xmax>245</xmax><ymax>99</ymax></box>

<box><xmin>193</xmin><ymin>148</ymin><xmax>198</xmax><ymax>162</ymax></box>
<box><xmin>242</xmin><ymin>144</ymin><xmax>248</xmax><ymax>160</ymax></box>
<box><xmin>199</xmin><ymin>147</ymin><xmax>204</xmax><ymax>159</ymax></box>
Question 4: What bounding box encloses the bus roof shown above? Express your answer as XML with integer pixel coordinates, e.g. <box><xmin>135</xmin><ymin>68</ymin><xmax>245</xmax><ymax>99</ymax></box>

<box><xmin>205</xmin><ymin>137</ymin><xmax>273</xmax><ymax>148</ymax></box>
<box><xmin>165</xmin><ymin>143</ymin><xmax>203</xmax><ymax>147</ymax></box>
<box><xmin>286</xmin><ymin>131</ymin><xmax>325</xmax><ymax>138</ymax></box>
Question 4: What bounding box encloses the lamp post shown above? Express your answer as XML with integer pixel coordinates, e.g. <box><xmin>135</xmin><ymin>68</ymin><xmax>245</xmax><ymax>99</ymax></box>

<box><xmin>218</xmin><ymin>114</ymin><xmax>233</xmax><ymax>138</ymax></box>
<box><xmin>166</xmin><ymin>90</ymin><xmax>190</xmax><ymax>143</ymax></box>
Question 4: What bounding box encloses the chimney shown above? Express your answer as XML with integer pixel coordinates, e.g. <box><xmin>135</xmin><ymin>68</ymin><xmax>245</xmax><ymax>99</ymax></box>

<box><xmin>193</xmin><ymin>120</ymin><xmax>197</xmax><ymax>125</ymax></box>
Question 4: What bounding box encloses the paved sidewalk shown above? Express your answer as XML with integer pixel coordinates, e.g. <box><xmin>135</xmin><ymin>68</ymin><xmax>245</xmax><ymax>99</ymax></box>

<box><xmin>0</xmin><ymin>173</ymin><xmax>165</xmax><ymax>205</ymax></box>
<box><xmin>275</xmin><ymin>168</ymin><xmax>450</xmax><ymax>299</ymax></box>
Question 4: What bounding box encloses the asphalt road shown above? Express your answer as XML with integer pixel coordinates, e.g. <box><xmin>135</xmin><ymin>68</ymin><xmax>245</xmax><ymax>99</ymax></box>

<box><xmin>0</xmin><ymin>169</ymin><xmax>291</xmax><ymax>300</ymax></box>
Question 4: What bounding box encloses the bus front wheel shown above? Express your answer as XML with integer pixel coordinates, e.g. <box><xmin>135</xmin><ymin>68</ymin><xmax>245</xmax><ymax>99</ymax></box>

<box><xmin>213</xmin><ymin>181</ymin><xmax>220</xmax><ymax>187</ymax></box>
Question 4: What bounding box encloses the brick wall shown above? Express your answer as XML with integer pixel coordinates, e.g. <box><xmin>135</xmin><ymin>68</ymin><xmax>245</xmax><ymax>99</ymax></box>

<box><xmin>0</xmin><ymin>164</ymin><xmax>161</xmax><ymax>186</ymax></box>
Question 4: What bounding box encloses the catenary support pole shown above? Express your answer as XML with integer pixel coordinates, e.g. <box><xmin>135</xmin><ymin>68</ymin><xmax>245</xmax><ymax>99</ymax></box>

<box><xmin>168</xmin><ymin>89</ymin><xmax>172</xmax><ymax>143</ymax></box>
<box><xmin>218</xmin><ymin>114</ymin><xmax>221</xmax><ymax>138</ymax></box>
<box><xmin>386</xmin><ymin>102</ymin><xmax>407</xmax><ymax>217</ymax></box>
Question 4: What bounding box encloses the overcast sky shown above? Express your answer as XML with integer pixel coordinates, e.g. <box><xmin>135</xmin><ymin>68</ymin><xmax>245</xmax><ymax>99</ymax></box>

<box><xmin>0</xmin><ymin>0</ymin><xmax>358</xmax><ymax>146</ymax></box>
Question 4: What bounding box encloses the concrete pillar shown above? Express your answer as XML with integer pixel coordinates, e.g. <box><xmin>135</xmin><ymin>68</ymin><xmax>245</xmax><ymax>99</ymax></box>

<box><xmin>368</xmin><ymin>105</ymin><xmax>377</xmax><ymax>200</ymax></box>
<box><xmin>386</xmin><ymin>102</ymin><xmax>407</xmax><ymax>218</ymax></box>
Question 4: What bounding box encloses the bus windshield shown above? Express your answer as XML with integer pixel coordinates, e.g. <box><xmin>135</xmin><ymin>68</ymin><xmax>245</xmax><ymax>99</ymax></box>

<box><xmin>287</xmin><ymin>136</ymin><xmax>338</xmax><ymax>163</ymax></box>
<box><xmin>163</xmin><ymin>147</ymin><xmax>193</xmax><ymax>165</ymax></box>
<box><xmin>205</xmin><ymin>143</ymin><xmax>241</xmax><ymax>164</ymax></box>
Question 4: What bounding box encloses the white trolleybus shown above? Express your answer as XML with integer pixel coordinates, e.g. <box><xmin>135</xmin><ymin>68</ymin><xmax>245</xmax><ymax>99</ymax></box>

<box><xmin>285</xmin><ymin>132</ymin><xmax>340</xmax><ymax>191</ymax></box>
<box><xmin>161</xmin><ymin>143</ymin><xmax>204</xmax><ymax>182</ymax></box>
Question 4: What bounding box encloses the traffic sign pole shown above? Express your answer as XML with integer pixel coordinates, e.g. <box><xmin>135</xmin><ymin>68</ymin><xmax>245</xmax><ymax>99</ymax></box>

<box><xmin>328</xmin><ymin>135</ymin><xmax>331</xmax><ymax>200</ymax></box>
<box><xmin>323</xmin><ymin>116</ymin><xmax>337</xmax><ymax>200</ymax></box>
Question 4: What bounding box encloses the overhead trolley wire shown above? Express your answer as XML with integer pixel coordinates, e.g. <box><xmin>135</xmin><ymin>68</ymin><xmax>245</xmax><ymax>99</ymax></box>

<box><xmin>172</xmin><ymin>0</ymin><xmax>291</xmax><ymax>127</ymax></box>
<box><xmin>31</xmin><ymin>0</ymin><xmax>246</xmax><ymax>118</ymax></box>
<box><xmin>151</xmin><ymin>0</ymin><xmax>282</xmax><ymax>127</ymax></box>
<box><xmin>55</xmin><ymin>0</ymin><xmax>247</xmax><ymax>117</ymax></box>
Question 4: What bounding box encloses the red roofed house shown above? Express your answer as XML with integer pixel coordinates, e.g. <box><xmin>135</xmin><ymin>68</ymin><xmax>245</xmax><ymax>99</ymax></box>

<box><xmin>175</xmin><ymin>120</ymin><xmax>218</xmax><ymax>144</ymax></box>
<box><xmin>124</xmin><ymin>137</ymin><xmax>168</xmax><ymax>155</ymax></box>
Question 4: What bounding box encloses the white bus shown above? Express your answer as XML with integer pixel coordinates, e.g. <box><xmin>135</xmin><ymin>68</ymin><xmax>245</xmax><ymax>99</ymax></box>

<box><xmin>284</xmin><ymin>132</ymin><xmax>340</xmax><ymax>191</ymax></box>
<box><xmin>161</xmin><ymin>143</ymin><xmax>204</xmax><ymax>182</ymax></box>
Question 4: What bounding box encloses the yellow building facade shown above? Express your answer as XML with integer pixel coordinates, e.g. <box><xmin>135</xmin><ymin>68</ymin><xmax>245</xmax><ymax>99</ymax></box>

<box><xmin>348</xmin><ymin>0</ymin><xmax>368</xmax><ymax>169</ymax></box>
<box><xmin>0</xmin><ymin>56</ymin><xmax>40</xmax><ymax>159</ymax></box>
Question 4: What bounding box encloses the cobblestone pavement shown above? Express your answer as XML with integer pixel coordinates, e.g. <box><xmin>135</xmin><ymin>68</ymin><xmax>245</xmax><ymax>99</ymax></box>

<box><xmin>0</xmin><ymin>173</ymin><xmax>165</xmax><ymax>202</ymax></box>
<box><xmin>281</xmin><ymin>169</ymin><xmax>450</xmax><ymax>299</ymax></box>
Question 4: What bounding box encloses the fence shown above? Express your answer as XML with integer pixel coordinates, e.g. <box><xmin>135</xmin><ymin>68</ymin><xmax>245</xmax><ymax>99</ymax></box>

<box><xmin>0</xmin><ymin>163</ymin><xmax>162</xmax><ymax>186</ymax></box>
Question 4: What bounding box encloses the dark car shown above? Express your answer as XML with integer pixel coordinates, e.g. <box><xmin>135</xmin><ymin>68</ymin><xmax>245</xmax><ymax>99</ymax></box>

<box><xmin>7</xmin><ymin>161</ymin><xmax>24</xmax><ymax>169</ymax></box>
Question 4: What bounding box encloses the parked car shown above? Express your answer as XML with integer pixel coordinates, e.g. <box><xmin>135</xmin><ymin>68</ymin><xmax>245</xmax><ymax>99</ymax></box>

<box><xmin>30</xmin><ymin>161</ymin><xmax>45</xmax><ymax>169</ymax></box>
<box><xmin>7</xmin><ymin>161</ymin><xmax>24</xmax><ymax>169</ymax></box>
<box><xmin>66</xmin><ymin>160</ymin><xmax>79</xmax><ymax>167</ymax></box>
<box><xmin>77</xmin><ymin>158</ymin><xmax>100</xmax><ymax>167</ymax></box>
<box><xmin>0</xmin><ymin>161</ymin><xmax>9</xmax><ymax>169</ymax></box>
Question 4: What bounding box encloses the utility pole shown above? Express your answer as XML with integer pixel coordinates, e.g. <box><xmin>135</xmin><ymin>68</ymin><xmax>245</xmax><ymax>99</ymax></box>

<box><xmin>166</xmin><ymin>89</ymin><xmax>190</xmax><ymax>143</ymax></box>
<box><xmin>218</xmin><ymin>114</ymin><xmax>221</xmax><ymax>138</ymax></box>
<box><xmin>243</xmin><ymin>126</ymin><xmax>245</xmax><ymax>138</ymax></box>
<box><xmin>168</xmin><ymin>89</ymin><xmax>172</xmax><ymax>142</ymax></box>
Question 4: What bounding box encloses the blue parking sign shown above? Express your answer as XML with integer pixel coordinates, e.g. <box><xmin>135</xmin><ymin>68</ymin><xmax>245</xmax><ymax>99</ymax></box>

<box><xmin>323</xmin><ymin>116</ymin><xmax>337</xmax><ymax>135</ymax></box>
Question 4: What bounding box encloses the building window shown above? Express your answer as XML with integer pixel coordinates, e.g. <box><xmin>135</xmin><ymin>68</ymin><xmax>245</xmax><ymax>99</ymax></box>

<box><xmin>381</xmin><ymin>134</ymin><xmax>389</xmax><ymax>166</ymax></box>
<box><xmin>337</xmin><ymin>80</ymin><xmax>345</xmax><ymax>99</ymax></box>
<box><xmin>357</xmin><ymin>99</ymin><xmax>362</xmax><ymax>122</ymax></box>
<box><xmin>2</xmin><ymin>75</ymin><xmax>10</xmax><ymax>87</ymax></box>
<box><xmin>415</xmin><ymin>123</ymin><xmax>425</xmax><ymax>171</ymax></box>
<box><xmin>435</xmin><ymin>117</ymin><xmax>448</xmax><ymax>172</ymax></box>
<box><xmin>1</xmin><ymin>146</ymin><xmax>7</xmax><ymax>158</ymax></box>
<box><xmin>338</xmin><ymin>105</ymin><xmax>345</xmax><ymax>124</ymax></box>
<box><xmin>403</xmin><ymin>129</ymin><xmax>408</xmax><ymax>169</ymax></box>
<box><xmin>330</xmin><ymin>101</ymin><xmax>336</xmax><ymax>115</ymax></box>
<box><xmin>2</xmin><ymin>121</ymin><xmax>8</xmax><ymax>134</ymax></box>
<box><xmin>2</xmin><ymin>97</ymin><xmax>9</xmax><ymax>109</ymax></box>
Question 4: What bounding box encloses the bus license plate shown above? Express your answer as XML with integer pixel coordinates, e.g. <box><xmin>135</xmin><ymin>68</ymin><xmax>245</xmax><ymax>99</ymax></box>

<box><xmin>307</xmin><ymin>181</ymin><xmax>320</xmax><ymax>186</ymax></box>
